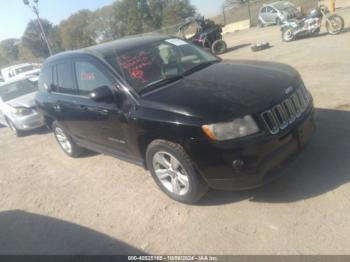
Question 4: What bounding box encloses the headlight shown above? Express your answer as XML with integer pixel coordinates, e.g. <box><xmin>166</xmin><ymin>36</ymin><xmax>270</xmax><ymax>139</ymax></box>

<box><xmin>202</xmin><ymin>115</ymin><xmax>260</xmax><ymax>141</ymax></box>
<box><xmin>13</xmin><ymin>107</ymin><xmax>34</xmax><ymax>116</ymax></box>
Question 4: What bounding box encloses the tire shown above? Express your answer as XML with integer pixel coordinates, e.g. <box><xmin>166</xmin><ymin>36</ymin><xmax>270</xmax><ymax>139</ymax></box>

<box><xmin>146</xmin><ymin>140</ymin><xmax>208</xmax><ymax>204</ymax></box>
<box><xmin>201</xmin><ymin>37</ymin><xmax>211</xmax><ymax>49</ymax></box>
<box><xmin>251</xmin><ymin>42</ymin><xmax>270</xmax><ymax>52</ymax></box>
<box><xmin>326</xmin><ymin>15</ymin><xmax>345</xmax><ymax>35</ymax></box>
<box><xmin>257</xmin><ymin>20</ymin><xmax>264</xmax><ymax>28</ymax></box>
<box><xmin>6</xmin><ymin>118</ymin><xmax>23</xmax><ymax>137</ymax></box>
<box><xmin>282</xmin><ymin>28</ymin><xmax>294</xmax><ymax>42</ymax></box>
<box><xmin>211</xmin><ymin>39</ymin><xmax>227</xmax><ymax>55</ymax></box>
<box><xmin>52</xmin><ymin>121</ymin><xmax>85</xmax><ymax>158</ymax></box>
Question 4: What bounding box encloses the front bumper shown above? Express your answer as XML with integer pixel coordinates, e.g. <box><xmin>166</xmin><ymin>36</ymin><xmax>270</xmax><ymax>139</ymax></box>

<box><xmin>12</xmin><ymin>113</ymin><xmax>44</xmax><ymax>131</ymax></box>
<box><xmin>186</xmin><ymin>108</ymin><xmax>316</xmax><ymax>191</ymax></box>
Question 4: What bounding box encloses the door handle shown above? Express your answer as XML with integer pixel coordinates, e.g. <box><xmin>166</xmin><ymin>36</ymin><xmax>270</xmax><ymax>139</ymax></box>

<box><xmin>53</xmin><ymin>104</ymin><xmax>61</xmax><ymax>112</ymax></box>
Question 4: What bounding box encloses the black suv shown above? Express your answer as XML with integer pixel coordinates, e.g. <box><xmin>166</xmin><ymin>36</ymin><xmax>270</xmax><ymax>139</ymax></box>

<box><xmin>36</xmin><ymin>35</ymin><xmax>315</xmax><ymax>203</ymax></box>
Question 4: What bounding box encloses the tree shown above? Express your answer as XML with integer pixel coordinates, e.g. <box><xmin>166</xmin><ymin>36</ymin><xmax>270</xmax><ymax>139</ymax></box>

<box><xmin>93</xmin><ymin>5</ymin><xmax>125</xmax><ymax>42</ymax></box>
<box><xmin>59</xmin><ymin>10</ymin><xmax>96</xmax><ymax>50</ymax></box>
<box><xmin>224</xmin><ymin>0</ymin><xmax>249</xmax><ymax>8</ymax></box>
<box><xmin>162</xmin><ymin>0</ymin><xmax>196</xmax><ymax>27</ymax></box>
<box><xmin>49</xmin><ymin>26</ymin><xmax>64</xmax><ymax>54</ymax></box>
<box><xmin>22</xmin><ymin>18</ymin><xmax>53</xmax><ymax>58</ymax></box>
<box><xmin>0</xmin><ymin>39</ymin><xmax>20</xmax><ymax>62</ymax></box>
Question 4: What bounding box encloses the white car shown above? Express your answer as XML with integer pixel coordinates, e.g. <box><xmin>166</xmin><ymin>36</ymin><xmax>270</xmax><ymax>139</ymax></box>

<box><xmin>0</xmin><ymin>76</ymin><xmax>44</xmax><ymax>136</ymax></box>
<box><xmin>1</xmin><ymin>63</ymin><xmax>41</xmax><ymax>83</ymax></box>
<box><xmin>258</xmin><ymin>1</ymin><xmax>301</xmax><ymax>27</ymax></box>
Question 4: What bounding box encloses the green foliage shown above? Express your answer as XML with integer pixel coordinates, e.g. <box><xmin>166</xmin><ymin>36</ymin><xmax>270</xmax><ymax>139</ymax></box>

<box><xmin>162</xmin><ymin>0</ymin><xmax>196</xmax><ymax>27</ymax></box>
<box><xmin>22</xmin><ymin>18</ymin><xmax>53</xmax><ymax>58</ymax></box>
<box><xmin>0</xmin><ymin>39</ymin><xmax>19</xmax><ymax>63</ymax></box>
<box><xmin>59</xmin><ymin>10</ymin><xmax>96</xmax><ymax>50</ymax></box>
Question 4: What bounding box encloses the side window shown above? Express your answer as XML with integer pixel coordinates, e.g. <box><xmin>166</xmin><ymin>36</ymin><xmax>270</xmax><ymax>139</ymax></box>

<box><xmin>56</xmin><ymin>62</ymin><xmax>77</xmax><ymax>95</ymax></box>
<box><xmin>267</xmin><ymin>7</ymin><xmax>276</xmax><ymax>13</ymax></box>
<box><xmin>38</xmin><ymin>67</ymin><xmax>52</xmax><ymax>92</ymax></box>
<box><xmin>75</xmin><ymin>61</ymin><xmax>113</xmax><ymax>96</ymax></box>
<box><xmin>261</xmin><ymin>7</ymin><xmax>267</xmax><ymax>13</ymax></box>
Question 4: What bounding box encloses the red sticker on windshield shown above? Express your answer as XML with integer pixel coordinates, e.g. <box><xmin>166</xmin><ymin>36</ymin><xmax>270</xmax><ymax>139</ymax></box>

<box><xmin>118</xmin><ymin>51</ymin><xmax>152</xmax><ymax>83</ymax></box>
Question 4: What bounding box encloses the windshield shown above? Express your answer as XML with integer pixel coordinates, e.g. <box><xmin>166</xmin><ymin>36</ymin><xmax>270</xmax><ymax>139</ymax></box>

<box><xmin>106</xmin><ymin>38</ymin><xmax>219</xmax><ymax>93</ymax></box>
<box><xmin>0</xmin><ymin>78</ymin><xmax>38</xmax><ymax>102</ymax></box>
<box><xmin>14</xmin><ymin>65</ymin><xmax>36</xmax><ymax>75</ymax></box>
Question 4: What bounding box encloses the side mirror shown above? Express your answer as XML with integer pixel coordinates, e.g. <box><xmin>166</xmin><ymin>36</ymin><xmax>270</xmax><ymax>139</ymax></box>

<box><xmin>89</xmin><ymin>86</ymin><xmax>113</xmax><ymax>103</ymax></box>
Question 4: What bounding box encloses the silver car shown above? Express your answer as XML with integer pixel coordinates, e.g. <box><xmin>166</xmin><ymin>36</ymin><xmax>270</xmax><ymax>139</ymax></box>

<box><xmin>258</xmin><ymin>1</ymin><xmax>301</xmax><ymax>27</ymax></box>
<box><xmin>0</xmin><ymin>76</ymin><xmax>44</xmax><ymax>136</ymax></box>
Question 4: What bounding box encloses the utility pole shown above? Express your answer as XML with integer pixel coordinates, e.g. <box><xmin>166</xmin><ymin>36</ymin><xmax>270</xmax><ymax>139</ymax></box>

<box><xmin>23</xmin><ymin>0</ymin><xmax>53</xmax><ymax>56</ymax></box>
<box><xmin>247</xmin><ymin>0</ymin><xmax>252</xmax><ymax>28</ymax></box>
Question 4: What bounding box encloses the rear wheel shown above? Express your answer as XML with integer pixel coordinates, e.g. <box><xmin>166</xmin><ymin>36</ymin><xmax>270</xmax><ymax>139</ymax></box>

<box><xmin>282</xmin><ymin>28</ymin><xmax>294</xmax><ymax>42</ymax></box>
<box><xmin>326</xmin><ymin>15</ymin><xmax>344</xmax><ymax>35</ymax></box>
<box><xmin>211</xmin><ymin>39</ymin><xmax>227</xmax><ymax>55</ymax></box>
<box><xmin>53</xmin><ymin>122</ymin><xmax>85</xmax><ymax>158</ymax></box>
<box><xmin>257</xmin><ymin>20</ymin><xmax>264</xmax><ymax>28</ymax></box>
<box><xmin>146</xmin><ymin>140</ymin><xmax>208</xmax><ymax>204</ymax></box>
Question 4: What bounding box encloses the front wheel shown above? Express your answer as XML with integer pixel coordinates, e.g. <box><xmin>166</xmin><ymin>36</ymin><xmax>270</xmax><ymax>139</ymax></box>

<box><xmin>326</xmin><ymin>15</ymin><xmax>345</xmax><ymax>35</ymax></box>
<box><xmin>211</xmin><ymin>39</ymin><xmax>227</xmax><ymax>55</ymax></box>
<box><xmin>6</xmin><ymin>118</ymin><xmax>23</xmax><ymax>137</ymax></box>
<box><xmin>282</xmin><ymin>28</ymin><xmax>295</xmax><ymax>42</ymax></box>
<box><xmin>146</xmin><ymin>140</ymin><xmax>208</xmax><ymax>204</ymax></box>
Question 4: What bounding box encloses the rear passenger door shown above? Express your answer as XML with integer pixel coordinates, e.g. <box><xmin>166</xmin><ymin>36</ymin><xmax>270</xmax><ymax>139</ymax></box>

<box><xmin>50</xmin><ymin>61</ymin><xmax>80</xmax><ymax>134</ymax></box>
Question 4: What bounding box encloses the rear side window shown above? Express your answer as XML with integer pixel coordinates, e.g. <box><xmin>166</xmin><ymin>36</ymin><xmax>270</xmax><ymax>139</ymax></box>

<box><xmin>39</xmin><ymin>67</ymin><xmax>52</xmax><ymax>92</ymax></box>
<box><xmin>56</xmin><ymin>62</ymin><xmax>77</xmax><ymax>95</ymax></box>
<box><xmin>75</xmin><ymin>61</ymin><xmax>113</xmax><ymax>96</ymax></box>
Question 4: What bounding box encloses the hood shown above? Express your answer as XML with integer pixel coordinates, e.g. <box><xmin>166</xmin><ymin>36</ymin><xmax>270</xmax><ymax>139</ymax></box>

<box><xmin>141</xmin><ymin>60</ymin><xmax>301</xmax><ymax>123</ymax></box>
<box><xmin>23</xmin><ymin>69</ymin><xmax>40</xmax><ymax>77</ymax></box>
<box><xmin>7</xmin><ymin>92</ymin><xmax>37</xmax><ymax>108</ymax></box>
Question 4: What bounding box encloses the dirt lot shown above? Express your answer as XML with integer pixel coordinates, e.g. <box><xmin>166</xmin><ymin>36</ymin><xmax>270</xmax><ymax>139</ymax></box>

<box><xmin>1</xmin><ymin>8</ymin><xmax>350</xmax><ymax>255</ymax></box>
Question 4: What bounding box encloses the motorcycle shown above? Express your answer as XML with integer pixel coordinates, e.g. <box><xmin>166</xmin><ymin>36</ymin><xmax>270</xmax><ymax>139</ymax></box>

<box><xmin>281</xmin><ymin>5</ymin><xmax>344</xmax><ymax>42</ymax></box>
<box><xmin>178</xmin><ymin>17</ymin><xmax>227</xmax><ymax>55</ymax></box>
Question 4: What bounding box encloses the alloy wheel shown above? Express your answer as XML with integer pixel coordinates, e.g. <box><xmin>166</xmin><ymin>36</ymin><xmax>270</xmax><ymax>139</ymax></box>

<box><xmin>152</xmin><ymin>152</ymin><xmax>190</xmax><ymax>196</ymax></box>
<box><xmin>55</xmin><ymin>127</ymin><xmax>72</xmax><ymax>154</ymax></box>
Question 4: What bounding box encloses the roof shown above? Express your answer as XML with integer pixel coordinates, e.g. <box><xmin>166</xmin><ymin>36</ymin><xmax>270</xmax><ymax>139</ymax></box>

<box><xmin>45</xmin><ymin>34</ymin><xmax>170</xmax><ymax>65</ymax></box>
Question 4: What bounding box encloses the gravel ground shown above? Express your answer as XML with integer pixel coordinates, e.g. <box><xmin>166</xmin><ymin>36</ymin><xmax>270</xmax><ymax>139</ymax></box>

<box><xmin>0</xmin><ymin>8</ymin><xmax>350</xmax><ymax>255</ymax></box>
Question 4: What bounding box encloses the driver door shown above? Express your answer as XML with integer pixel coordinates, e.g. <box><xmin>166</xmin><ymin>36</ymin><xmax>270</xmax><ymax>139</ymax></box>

<box><xmin>69</xmin><ymin>59</ymin><xmax>129</xmax><ymax>154</ymax></box>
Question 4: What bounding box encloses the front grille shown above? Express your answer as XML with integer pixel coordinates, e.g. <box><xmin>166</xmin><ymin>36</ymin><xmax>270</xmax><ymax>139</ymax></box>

<box><xmin>261</xmin><ymin>84</ymin><xmax>311</xmax><ymax>135</ymax></box>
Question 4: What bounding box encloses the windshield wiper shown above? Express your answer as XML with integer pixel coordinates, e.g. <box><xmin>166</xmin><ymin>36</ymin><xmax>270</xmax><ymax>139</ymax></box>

<box><xmin>140</xmin><ymin>75</ymin><xmax>183</xmax><ymax>94</ymax></box>
<box><xmin>182</xmin><ymin>60</ymin><xmax>219</xmax><ymax>76</ymax></box>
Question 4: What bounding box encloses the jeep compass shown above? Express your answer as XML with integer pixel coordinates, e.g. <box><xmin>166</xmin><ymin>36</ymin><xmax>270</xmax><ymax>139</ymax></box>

<box><xmin>36</xmin><ymin>35</ymin><xmax>315</xmax><ymax>203</ymax></box>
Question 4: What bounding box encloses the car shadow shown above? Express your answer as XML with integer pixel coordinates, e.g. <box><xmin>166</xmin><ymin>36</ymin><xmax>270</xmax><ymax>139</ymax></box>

<box><xmin>199</xmin><ymin>108</ymin><xmax>350</xmax><ymax>206</ymax></box>
<box><xmin>0</xmin><ymin>210</ymin><xmax>146</xmax><ymax>255</ymax></box>
<box><xmin>225</xmin><ymin>43</ymin><xmax>251</xmax><ymax>53</ymax></box>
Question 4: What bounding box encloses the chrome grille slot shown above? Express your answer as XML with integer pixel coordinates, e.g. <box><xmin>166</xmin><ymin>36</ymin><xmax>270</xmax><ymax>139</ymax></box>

<box><xmin>261</xmin><ymin>111</ymin><xmax>279</xmax><ymax>134</ymax></box>
<box><xmin>291</xmin><ymin>94</ymin><xmax>302</xmax><ymax>117</ymax></box>
<box><xmin>283</xmin><ymin>99</ymin><xmax>296</xmax><ymax>123</ymax></box>
<box><xmin>272</xmin><ymin>105</ymin><xmax>288</xmax><ymax>130</ymax></box>
<box><xmin>261</xmin><ymin>84</ymin><xmax>311</xmax><ymax>135</ymax></box>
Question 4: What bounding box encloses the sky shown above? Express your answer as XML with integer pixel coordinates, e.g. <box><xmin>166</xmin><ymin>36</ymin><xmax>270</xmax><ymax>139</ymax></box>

<box><xmin>0</xmin><ymin>0</ymin><xmax>225</xmax><ymax>41</ymax></box>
